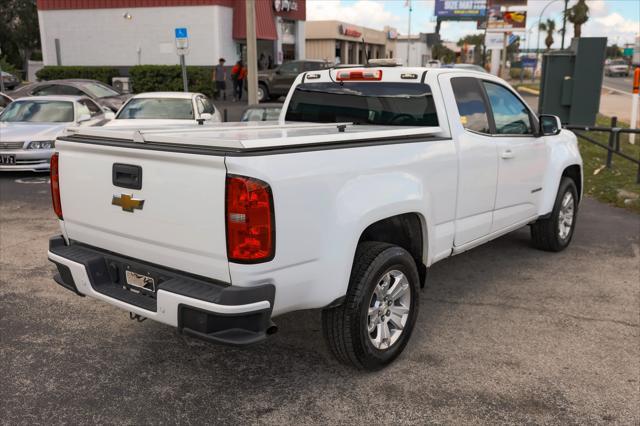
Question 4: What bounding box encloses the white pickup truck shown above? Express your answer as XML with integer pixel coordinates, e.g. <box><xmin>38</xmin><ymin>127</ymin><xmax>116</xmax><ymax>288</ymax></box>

<box><xmin>47</xmin><ymin>66</ymin><xmax>582</xmax><ymax>370</ymax></box>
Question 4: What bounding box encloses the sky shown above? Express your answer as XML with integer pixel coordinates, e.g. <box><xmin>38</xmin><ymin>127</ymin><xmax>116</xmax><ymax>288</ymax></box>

<box><xmin>307</xmin><ymin>0</ymin><xmax>640</xmax><ymax>48</ymax></box>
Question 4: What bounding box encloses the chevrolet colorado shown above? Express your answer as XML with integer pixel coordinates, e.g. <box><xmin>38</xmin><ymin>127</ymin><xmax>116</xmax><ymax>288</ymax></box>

<box><xmin>47</xmin><ymin>67</ymin><xmax>582</xmax><ymax>370</ymax></box>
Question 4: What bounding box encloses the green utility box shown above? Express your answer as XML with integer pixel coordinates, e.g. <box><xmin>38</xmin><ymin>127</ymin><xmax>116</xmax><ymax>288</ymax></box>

<box><xmin>538</xmin><ymin>37</ymin><xmax>607</xmax><ymax>126</ymax></box>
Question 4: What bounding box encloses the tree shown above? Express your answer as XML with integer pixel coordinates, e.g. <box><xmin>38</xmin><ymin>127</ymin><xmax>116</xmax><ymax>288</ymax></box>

<box><xmin>0</xmin><ymin>0</ymin><xmax>41</xmax><ymax>75</ymax></box>
<box><xmin>606</xmin><ymin>44</ymin><xmax>622</xmax><ymax>58</ymax></box>
<box><xmin>539</xmin><ymin>19</ymin><xmax>556</xmax><ymax>50</ymax></box>
<box><xmin>565</xmin><ymin>0</ymin><xmax>589</xmax><ymax>38</ymax></box>
<box><xmin>457</xmin><ymin>33</ymin><xmax>485</xmax><ymax>64</ymax></box>
<box><xmin>432</xmin><ymin>44</ymin><xmax>455</xmax><ymax>64</ymax></box>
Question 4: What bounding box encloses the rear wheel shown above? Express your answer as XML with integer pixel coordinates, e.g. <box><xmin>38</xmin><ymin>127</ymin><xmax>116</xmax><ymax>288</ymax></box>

<box><xmin>322</xmin><ymin>242</ymin><xmax>420</xmax><ymax>370</ymax></box>
<box><xmin>531</xmin><ymin>177</ymin><xmax>578</xmax><ymax>252</ymax></box>
<box><xmin>257</xmin><ymin>83</ymin><xmax>269</xmax><ymax>103</ymax></box>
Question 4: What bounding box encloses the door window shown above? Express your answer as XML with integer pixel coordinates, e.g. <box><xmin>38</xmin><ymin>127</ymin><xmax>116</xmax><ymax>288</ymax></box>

<box><xmin>33</xmin><ymin>84</ymin><xmax>85</xmax><ymax>96</ymax></box>
<box><xmin>76</xmin><ymin>102</ymin><xmax>92</xmax><ymax>119</ymax></box>
<box><xmin>451</xmin><ymin>77</ymin><xmax>491</xmax><ymax>134</ymax></box>
<box><xmin>279</xmin><ymin>62</ymin><xmax>300</xmax><ymax>74</ymax></box>
<box><xmin>79</xmin><ymin>99</ymin><xmax>101</xmax><ymax>116</ymax></box>
<box><xmin>482</xmin><ymin>82</ymin><xmax>533</xmax><ymax>135</ymax></box>
<box><xmin>197</xmin><ymin>97</ymin><xmax>214</xmax><ymax>114</ymax></box>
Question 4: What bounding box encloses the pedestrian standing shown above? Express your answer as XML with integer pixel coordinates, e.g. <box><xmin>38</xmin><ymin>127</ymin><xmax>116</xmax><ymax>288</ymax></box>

<box><xmin>231</xmin><ymin>60</ymin><xmax>243</xmax><ymax>101</ymax></box>
<box><xmin>213</xmin><ymin>58</ymin><xmax>226</xmax><ymax>100</ymax></box>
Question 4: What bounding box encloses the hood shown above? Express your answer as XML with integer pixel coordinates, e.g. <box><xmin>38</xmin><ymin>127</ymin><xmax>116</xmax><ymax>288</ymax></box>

<box><xmin>0</xmin><ymin>122</ymin><xmax>69</xmax><ymax>142</ymax></box>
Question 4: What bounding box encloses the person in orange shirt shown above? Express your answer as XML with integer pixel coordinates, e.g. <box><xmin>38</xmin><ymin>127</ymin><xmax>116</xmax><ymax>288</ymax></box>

<box><xmin>231</xmin><ymin>60</ymin><xmax>247</xmax><ymax>102</ymax></box>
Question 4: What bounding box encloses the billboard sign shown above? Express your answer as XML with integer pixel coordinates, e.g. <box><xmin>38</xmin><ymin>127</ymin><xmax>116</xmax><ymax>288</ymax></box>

<box><xmin>488</xmin><ymin>0</ymin><xmax>527</xmax><ymax>6</ymax></box>
<box><xmin>486</xmin><ymin>8</ymin><xmax>526</xmax><ymax>30</ymax></box>
<box><xmin>434</xmin><ymin>0</ymin><xmax>487</xmax><ymax>20</ymax></box>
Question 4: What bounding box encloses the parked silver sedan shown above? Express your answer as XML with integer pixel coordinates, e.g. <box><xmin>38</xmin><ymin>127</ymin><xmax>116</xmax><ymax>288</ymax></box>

<box><xmin>0</xmin><ymin>95</ymin><xmax>111</xmax><ymax>172</ymax></box>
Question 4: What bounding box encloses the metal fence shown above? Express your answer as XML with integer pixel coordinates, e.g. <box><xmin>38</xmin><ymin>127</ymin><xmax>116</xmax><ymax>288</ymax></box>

<box><xmin>565</xmin><ymin>116</ymin><xmax>640</xmax><ymax>184</ymax></box>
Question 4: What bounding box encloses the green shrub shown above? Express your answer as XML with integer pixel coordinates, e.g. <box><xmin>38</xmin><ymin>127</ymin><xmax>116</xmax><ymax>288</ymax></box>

<box><xmin>36</xmin><ymin>66</ymin><xmax>121</xmax><ymax>84</ymax></box>
<box><xmin>509</xmin><ymin>67</ymin><xmax>532</xmax><ymax>79</ymax></box>
<box><xmin>129</xmin><ymin>65</ymin><xmax>213</xmax><ymax>97</ymax></box>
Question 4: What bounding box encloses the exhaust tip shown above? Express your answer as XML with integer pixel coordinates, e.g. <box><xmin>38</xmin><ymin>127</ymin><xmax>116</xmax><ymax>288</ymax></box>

<box><xmin>266</xmin><ymin>321</ymin><xmax>278</xmax><ymax>335</ymax></box>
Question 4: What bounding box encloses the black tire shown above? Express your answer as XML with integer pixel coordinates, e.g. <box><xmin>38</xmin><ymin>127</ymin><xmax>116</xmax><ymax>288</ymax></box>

<box><xmin>257</xmin><ymin>83</ymin><xmax>269</xmax><ymax>102</ymax></box>
<box><xmin>531</xmin><ymin>177</ymin><xmax>579</xmax><ymax>252</ymax></box>
<box><xmin>322</xmin><ymin>242</ymin><xmax>420</xmax><ymax>370</ymax></box>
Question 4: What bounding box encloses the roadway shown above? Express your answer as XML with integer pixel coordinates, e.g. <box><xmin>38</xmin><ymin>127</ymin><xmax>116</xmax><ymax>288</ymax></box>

<box><xmin>602</xmin><ymin>74</ymin><xmax>635</xmax><ymax>95</ymax></box>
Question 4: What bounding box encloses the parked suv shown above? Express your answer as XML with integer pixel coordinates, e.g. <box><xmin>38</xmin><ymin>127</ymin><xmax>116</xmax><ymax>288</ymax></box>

<box><xmin>257</xmin><ymin>60</ymin><xmax>332</xmax><ymax>102</ymax></box>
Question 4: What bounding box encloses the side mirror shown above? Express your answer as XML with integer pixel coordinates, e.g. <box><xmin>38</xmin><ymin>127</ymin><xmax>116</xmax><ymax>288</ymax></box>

<box><xmin>103</xmin><ymin>111</ymin><xmax>115</xmax><ymax>120</ymax></box>
<box><xmin>275</xmin><ymin>69</ymin><xmax>281</xmax><ymax>75</ymax></box>
<box><xmin>539</xmin><ymin>114</ymin><xmax>562</xmax><ymax>136</ymax></box>
<box><xmin>102</xmin><ymin>106</ymin><xmax>113</xmax><ymax>113</ymax></box>
<box><xmin>77</xmin><ymin>113</ymin><xmax>91</xmax><ymax>123</ymax></box>
<box><xmin>200</xmin><ymin>113</ymin><xmax>213</xmax><ymax>121</ymax></box>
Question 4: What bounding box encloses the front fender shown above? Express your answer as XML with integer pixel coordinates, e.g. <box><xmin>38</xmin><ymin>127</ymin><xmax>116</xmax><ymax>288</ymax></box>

<box><xmin>538</xmin><ymin>129</ymin><xmax>583</xmax><ymax>216</ymax></box>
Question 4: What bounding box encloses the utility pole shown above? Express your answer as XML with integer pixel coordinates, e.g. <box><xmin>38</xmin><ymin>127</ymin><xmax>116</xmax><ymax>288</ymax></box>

<box><xmin>406</xmin><ymin>0</ymin><xmax>412</xmax><ymax>66</ymax></box>
<box><xmin>560</xmin><ymin>0</ymin><xmax>569</xmax><ymax>49</ymax></box>
<box><xmin>245</xmin><ymin>0</ymin><xmax>258</xmax><ymax>104</ymax></box>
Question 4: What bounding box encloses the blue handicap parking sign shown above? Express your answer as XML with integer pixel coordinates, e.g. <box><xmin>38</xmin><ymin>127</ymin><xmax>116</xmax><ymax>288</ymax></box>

<box><xmin>175</xmin><ymin>28</ymin><xmax>188</xmax><ymax>39</ymax></box>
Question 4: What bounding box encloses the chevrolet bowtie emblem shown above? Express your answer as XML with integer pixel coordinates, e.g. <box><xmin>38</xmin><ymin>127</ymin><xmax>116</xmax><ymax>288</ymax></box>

<box><xmin>112</xmin><ymin>194</ymin><xmax>145</xmax><ymax>212</ymax></box>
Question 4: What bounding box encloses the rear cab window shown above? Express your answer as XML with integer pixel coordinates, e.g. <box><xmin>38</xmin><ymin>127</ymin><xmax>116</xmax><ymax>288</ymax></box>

<box><xmin>450</xmin><ymin>77</ymin><xmax>491</xmax><ymax>134</ymax></box>
<box><xmin>285</xmin><ymin>82</ymin><xmax>439</xmax><ymax>126</ymax></box>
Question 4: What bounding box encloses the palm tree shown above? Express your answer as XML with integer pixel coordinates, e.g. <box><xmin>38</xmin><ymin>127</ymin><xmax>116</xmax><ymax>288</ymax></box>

<box><xmin>539</xmin><ymin>19</ymin><xmax>556</xmax><ymax>50</ymax></box>
<box><xmin>565</xmin><ymin>0</ymin><xmax>590</xmax><ymax>38</ymax></box>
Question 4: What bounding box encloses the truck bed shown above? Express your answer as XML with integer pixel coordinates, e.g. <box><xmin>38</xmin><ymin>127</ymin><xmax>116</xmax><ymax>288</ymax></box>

<box><xmin>62</xmin><ymin>121</ymin><xmax>444</xmax><ymax>153</ymax></box>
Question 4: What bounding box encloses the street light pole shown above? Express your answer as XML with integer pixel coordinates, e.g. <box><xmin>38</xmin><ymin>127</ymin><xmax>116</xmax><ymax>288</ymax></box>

<box><xmin>245</xmin><ymin>0</ymin><xmax>258</xmax><ymax>105</ymax></box>
<box><xmin>560</xmin><ymin>0</ymin><xmax>569</xmax><ymax>49</ymax></box>
<box><xmin>406</xmin><ymin>0</ymin><xmax>412</xmax><ymax>66</ymax></box>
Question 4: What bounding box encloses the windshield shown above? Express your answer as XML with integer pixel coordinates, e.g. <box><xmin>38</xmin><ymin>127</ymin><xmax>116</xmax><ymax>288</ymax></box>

<box><xmin>80</xmin><ymin>82</ymin><xmax>120</xmax><ymax>98</ymax></box>
<box><xmin>285</xmin><ymin>82</ymin><xmax>439</xmax><ymax>126</ymax></box>
<box><xmin>610</xmin><ymin>60</ymin><xmax>627</xmax><ymax>65</ymax></box>
<box><xmin>0</xmin><ymin>100</ymin><xmax>74</xmax><ymax>123</ymax></box>
<box><xmin>117</xmin><ymin>98</ymin><xmax>194</xmax><ymax>120</ymax></box>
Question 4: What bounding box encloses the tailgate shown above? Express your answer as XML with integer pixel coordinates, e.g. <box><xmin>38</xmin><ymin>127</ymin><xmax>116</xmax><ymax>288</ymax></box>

<box><xmin>56</xmin><ymin>139</ymin><xmax>230</xmax><ymax>283</ymax></box>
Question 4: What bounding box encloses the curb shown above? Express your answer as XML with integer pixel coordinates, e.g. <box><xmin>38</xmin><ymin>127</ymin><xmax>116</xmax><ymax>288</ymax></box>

<box><xmin>517</xmin><ymin>86</ymin><xmax>540</xmax><ymax>96</ymax></box>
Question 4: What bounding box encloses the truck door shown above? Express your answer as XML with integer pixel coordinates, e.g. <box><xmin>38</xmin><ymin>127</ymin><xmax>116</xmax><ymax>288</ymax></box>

<box><xmin>443</xmin><ymin>76</ymin><xmax>499</xmax><ymax>246</ymax></box>
<box><xmin>480</xmin><ymin>81</ymin><xmax>546</xmax><ymax>232</ymax></box>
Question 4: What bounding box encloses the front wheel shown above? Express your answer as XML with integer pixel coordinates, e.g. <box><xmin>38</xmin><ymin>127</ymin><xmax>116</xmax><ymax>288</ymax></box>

<box><xmin>322</xmin><ymin>242</ymin><xmax>420</xmax><ymax>370</ymax></box>
<box><xmin>531</xmin><ymin>177</ymin><xmax>578</xmax><ymax>252</ymax></box>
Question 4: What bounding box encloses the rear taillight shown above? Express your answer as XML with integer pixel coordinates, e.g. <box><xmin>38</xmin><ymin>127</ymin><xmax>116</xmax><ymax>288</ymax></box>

<box><xmin>50</xmin><ymin>152</ymin><xmax>63</xmax><ymax>219</ymax></box>
<box><xmin>225</xmin><ymin>175</ymin><xmax>274</xmax><ymax>263</ymax></box>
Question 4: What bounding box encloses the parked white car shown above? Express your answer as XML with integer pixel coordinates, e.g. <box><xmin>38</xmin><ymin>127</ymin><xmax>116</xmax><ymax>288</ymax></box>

<box><xmin>106</xmin><ymin>92</ymin><xmax>221</xmax><ymax>127</ymax></box>
<box><xmin>605</xmin><ymin>59</ymin><xmax>630</xmax><ymax>77</ymax></box>
<box><xmin>47</xmin><ymin>67</ymin><xmax>582</xmax><ymax>369</ymax></box>
<box><xmin>0</xmin><ymin>95</ymin><xmax>110</xmax><ymax>171</ymax></box>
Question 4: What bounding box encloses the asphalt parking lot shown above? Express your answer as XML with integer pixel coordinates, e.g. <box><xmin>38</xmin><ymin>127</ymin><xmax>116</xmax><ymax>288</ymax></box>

<box><xmin>1</xmin><ymin>172</ymin><xmax>639</xmax><ymax>424</ymax></box>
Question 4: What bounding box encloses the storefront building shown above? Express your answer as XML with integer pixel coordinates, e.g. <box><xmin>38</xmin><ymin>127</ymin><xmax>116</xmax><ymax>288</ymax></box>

<box><xmin>305</xmin><ymin>21</ymin><xmax>397</xmax><ymax>65</ymax></box>
<box><xmin>36</xmin><ymin>0</ymin><xmax>306</xmax><ymax>69</ymax></box>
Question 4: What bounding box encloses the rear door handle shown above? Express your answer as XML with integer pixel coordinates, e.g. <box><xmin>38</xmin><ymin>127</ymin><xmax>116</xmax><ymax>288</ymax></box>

<box><xmin>501</xmin><ymin>149</ymin><xmax>514</xmax><ymax>159</ymax></box>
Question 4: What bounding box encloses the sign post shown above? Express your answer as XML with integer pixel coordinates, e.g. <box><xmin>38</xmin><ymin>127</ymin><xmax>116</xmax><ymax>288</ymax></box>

<box><xmin>175</xmin><ymin>27</ymin><xmax>189</xmax><ymax>92</ymax></box>
<box><xmin>631</xmin><ymin>67</ymin><xmax>639</xmax><ymax>144</ymax></box>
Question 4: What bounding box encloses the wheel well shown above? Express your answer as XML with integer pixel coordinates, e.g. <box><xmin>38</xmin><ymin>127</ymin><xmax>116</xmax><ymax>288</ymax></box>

<box><xmin>358</xmin><ymin>213</ymin><xmax>427</xmax><ymax>287</ymax></box>
<box><xmin>562</xmin><ymin>165</ymin><xmax>582</xmax><ymax>201</ymax></box>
